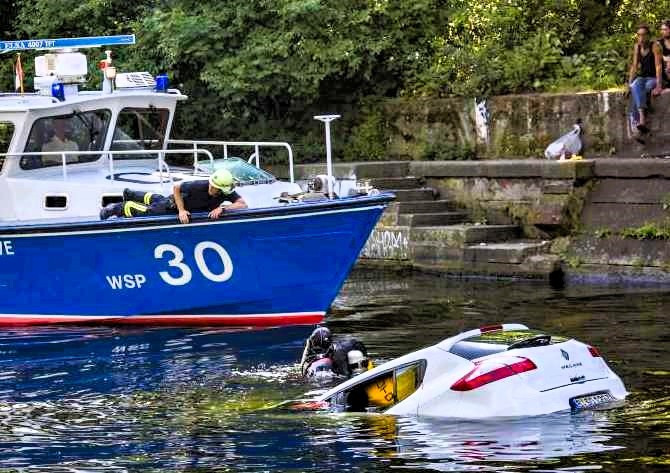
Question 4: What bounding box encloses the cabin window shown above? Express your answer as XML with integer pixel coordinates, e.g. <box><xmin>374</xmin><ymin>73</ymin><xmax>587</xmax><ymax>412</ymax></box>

<box><xmin>20</xmin><ymin>110</ymin><xmax>111</xmax><ymax>170</ymax></box>
<box><xmin>327</xmin><ymin>360</ymin><xmax>427</xmax><ymax>412</ymax></box>
<box><xmin>0</xmin><ymin>122</ymin><xmax>15</xmax><ymax>173</ymax></box>
<box><xmin>110</xmin><ymin>108</ymin><xmax>169</xmax><ymax>160</ymax></box>
<box><xmin>44</xmin><ymin>194</ymin><xmax>68</xmax><ymax>210</ymax></box>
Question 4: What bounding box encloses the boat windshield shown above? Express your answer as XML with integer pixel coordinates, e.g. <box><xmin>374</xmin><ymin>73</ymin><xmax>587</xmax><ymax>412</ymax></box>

<box><xmin>110</xmin><ymin>107</ymin><xmax>169</xmax><ymax>159</ymax></box>
<box><xmin>196</xmin><ymin>157</ymin><xmax>276</xmax><ymax>185</ymax></box>
<box><xmin>0</xmin><ymin>121</ymin><xmax>14</xmax><ymax>172</ymax></box>
<box><xmin>20</xmin><ymin>110</ymin><xmax>111</xmax><ymax>170</ymax></box>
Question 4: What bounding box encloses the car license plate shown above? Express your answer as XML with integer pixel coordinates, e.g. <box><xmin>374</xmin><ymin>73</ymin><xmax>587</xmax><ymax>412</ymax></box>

<box><xmin>570</xmin><ymin>391</ymin><xmax>616</xmax><ymax>410</ymax></box>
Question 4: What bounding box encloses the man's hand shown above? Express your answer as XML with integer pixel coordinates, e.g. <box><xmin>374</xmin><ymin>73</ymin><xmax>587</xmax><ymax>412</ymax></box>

<box><xmin>208</xmin><ymin>206</ymin><xmax>225</xmax><ymax>219</ymax></box>
<box><xmin>178</xmin><ymin>210</ymin><xmax>191</xmax><ymax>224</ymax></box>
<box><xmin>653</xmin><ymin>86</ymin><xmax>664</xmax><ymax>96</ymax></box>
<box><xmin>624</xmin><ymin>83</ymin><xmax>631</xmax><ymax>98</ymax></box>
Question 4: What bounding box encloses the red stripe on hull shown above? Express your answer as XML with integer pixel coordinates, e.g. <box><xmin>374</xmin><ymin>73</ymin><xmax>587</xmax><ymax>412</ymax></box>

<box><xmin>0</xmin><ymin>313</ymin><xmax>324</xmax><ymax>327</ymax></box>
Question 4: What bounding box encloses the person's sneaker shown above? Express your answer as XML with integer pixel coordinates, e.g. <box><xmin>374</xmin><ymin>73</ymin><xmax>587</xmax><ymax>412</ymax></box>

<box><xmin>123</xmin><ymin>188</ymin><xmax>133</xmax><ymax>201</ymax></box>
<box><xmin>99</xmin><ymin>204</ymin><xmax>116</xmax><ymax>220</ymax></box>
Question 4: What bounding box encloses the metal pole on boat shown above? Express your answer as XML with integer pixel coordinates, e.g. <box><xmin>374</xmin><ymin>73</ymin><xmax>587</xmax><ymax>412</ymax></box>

<box><xmin>61</xmin><ymin>153</ymin><xmax>67</xmax><ymax>180</ymax></box>
<box><xmin>314</xmin><ymin>115</ymin><xmax>340</xmax><ymax>199</ymax></box>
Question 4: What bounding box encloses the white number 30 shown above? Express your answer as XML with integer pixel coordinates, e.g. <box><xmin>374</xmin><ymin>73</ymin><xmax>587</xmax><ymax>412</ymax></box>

<box><xmin>154</xmin><ymin>241</ymin><xmax>234</xmax><ymax>286</ymax></box>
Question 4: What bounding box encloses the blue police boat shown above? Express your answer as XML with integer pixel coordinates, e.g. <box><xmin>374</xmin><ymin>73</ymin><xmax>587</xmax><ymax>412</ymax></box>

<box><xmin>0</xmin><ymin>35</ymin><xmax>392</xmax><ymax>326</ymax></box>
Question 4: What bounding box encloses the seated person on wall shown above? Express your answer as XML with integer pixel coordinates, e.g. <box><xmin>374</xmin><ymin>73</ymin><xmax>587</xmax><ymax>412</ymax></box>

<box><xmin>627</xmin><ymin>23</ymin><xmax>664</xmax><ymax>139</ymax></box>
<box><xmin>41</xmin><ymin>119</ymin><xmax>79</xmax><ymax>165</ymax></box>
<box><xmin>99</xmin><ymin>169</ymin><xmax>247</xmax><ymax>222</ymax></box>
<box><xmin>659</xmin><ymin>20</ymin><xmax>670</xmax><ymax>93</ymax></box>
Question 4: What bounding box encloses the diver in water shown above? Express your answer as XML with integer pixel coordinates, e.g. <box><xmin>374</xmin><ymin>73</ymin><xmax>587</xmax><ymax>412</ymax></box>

<box><xmin>300</xmin><ymin>327</ymin><xmax>371</xmax><ymax>380</ymax></box>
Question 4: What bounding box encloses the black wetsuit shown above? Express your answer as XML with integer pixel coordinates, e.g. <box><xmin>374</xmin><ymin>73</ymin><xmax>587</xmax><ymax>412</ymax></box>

<box><xmin>329</xmin><ymin>338</ymin><xmax>369</xmax><ymax>378</ymax></box>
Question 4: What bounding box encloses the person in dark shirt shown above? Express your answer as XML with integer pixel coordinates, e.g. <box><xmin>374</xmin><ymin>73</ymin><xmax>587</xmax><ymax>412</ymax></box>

<box><xmin>627</xmin><ymin>23</ymin><xmax>664</xmax><ymax>137</ymax></box>
<box><xmin>100</xmin><ymin>169</ymin><xmax>247</xmax><ymax>222</ymax></box>
<box><xmin>659</xmin><ymin>20</ymin><xmax>670</xmax><ymax>91</ymax></box>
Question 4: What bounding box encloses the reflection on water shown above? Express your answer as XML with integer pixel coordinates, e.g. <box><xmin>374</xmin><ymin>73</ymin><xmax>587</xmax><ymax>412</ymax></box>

<box><xmin>0</xmin><ymin>269</ymin><xmax>669</xmax><ymax>471</ymax></box>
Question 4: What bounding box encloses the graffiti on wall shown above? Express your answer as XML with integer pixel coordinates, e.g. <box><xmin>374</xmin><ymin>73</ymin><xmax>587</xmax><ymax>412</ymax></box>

<box><xmin>361</xmin><ymin>229</ymin><xmax>409</xmax><ymax>260</ymax></box>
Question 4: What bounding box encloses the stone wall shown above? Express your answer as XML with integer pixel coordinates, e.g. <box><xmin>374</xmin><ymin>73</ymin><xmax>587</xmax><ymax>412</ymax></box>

<box><xmin>290</xmin><ymin>158</ymin><xmax>670</xmax><ymax>283</ymax></box>
<box><xmin>412</xmin><ymin>160</ymin><xmax>593</xmax><ymax>236</ymax></box>
<box><xmin>381</xmin><ymin>92</ymin><xmax>670</xmax><ymax>160</ymax></box>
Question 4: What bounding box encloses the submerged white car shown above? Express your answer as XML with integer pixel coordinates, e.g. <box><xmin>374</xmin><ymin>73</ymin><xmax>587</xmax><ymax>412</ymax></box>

<box><xmin>306</xmin><ymin>324</ymin><xmax>627</xmax><ymax>418</ymax></box>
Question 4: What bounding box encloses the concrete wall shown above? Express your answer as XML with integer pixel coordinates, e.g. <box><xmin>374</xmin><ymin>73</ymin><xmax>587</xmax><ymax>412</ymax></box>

<box><xmin>382</xmin><ymin>92</ymin><xmax>670</xmax><ymax>160</ymax></box>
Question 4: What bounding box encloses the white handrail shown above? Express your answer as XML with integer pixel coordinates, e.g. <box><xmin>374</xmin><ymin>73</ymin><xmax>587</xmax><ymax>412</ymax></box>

<box><xmin>0</xmin><ymin>148</ymin><xmax>216</xmax><ymax>183</ymax></box>
<box><xmin>169</xmin><ymin>140</ymin><xmax>295</xmax><ymax>183</ymax></box>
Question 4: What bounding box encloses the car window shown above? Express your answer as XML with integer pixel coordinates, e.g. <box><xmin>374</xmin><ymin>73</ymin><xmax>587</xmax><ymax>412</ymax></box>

<box><xmin>328</xmin><ymin>360</ymin><xmax>426</xmax><ymax>412</ymax></box>
<box><xmin>463</xmin><ymin>330</ymin><xmax>568</xmax><ymax>346</ymax></box>
<box><xmin>20</xmin><ymin>110</ymin><xmax>111</xmax><ymax>170</ymax></box>
<box><xmin>0</xmin><ymin>121</ymin><xmax>14</xmax><ymax>173</ymax></box>
<box><xmin>110</xmin><ymin>108</ymin><xmax>169</xmax><ymax>160</ymax></box>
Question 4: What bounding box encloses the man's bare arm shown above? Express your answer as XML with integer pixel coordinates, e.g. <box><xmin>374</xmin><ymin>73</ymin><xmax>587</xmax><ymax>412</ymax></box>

<box><xmin>629</xmin><ymin>45</ymin><xmax>639</xmax><ymax>84</ymax></box>
<box><xmin>173</xmin><ymin>183</ymin><xmax>191</xmax><ymax>223</ymax></box>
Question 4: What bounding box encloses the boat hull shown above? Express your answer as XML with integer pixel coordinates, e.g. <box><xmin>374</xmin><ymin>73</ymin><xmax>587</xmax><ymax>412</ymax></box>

<box><xmin>0</xmin><ymin>195</ymin><xmax>391</xmax><ymax>326</ymax></box>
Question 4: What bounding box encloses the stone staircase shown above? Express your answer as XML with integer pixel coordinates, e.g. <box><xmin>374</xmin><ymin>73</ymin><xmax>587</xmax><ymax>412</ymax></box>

<box><xmin>365</xmin><ymin>175</ymin><xmax>560</xmax><ymax>279</ymax></box>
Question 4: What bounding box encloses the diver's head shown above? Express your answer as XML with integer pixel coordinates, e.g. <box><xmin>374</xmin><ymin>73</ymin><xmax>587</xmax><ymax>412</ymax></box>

<box><xmin>309</xmin><ymin>326</ymin><xmax>332</xmax><ymax>350</ymax></box>
<box><xmin>305</xmin><ymin>356</ymin><xmax>334</xmax><ymax>380</ymax></box>
<box><xmin>347</xmin><ymin>350</ymin><xmax>369</xmax><ymax>376</ymax></box>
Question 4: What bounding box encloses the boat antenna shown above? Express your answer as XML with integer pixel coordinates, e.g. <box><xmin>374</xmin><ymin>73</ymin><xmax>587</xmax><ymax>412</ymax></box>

<box><xmin>314</xmin><ymin>114</ymin><xmax>341</xmax><ymax>199</ymax></box>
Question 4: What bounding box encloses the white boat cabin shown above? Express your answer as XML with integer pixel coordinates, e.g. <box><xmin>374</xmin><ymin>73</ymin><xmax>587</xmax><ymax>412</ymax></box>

<box><xmin>0</xmin><ymin>36</ymin><xmax>301</xmax><ymax>223</ymax></box>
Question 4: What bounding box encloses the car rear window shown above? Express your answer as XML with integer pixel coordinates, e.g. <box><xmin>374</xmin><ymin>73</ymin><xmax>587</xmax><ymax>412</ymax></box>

<box><xmin>450</xmin><ymin>330</ymin><xmax>568</xmax><ymax>360</ymax></box>
<box><xmin>469</xmin><ymin>330</ymin><xmax>566</xmax><ymax>345</ymax></box>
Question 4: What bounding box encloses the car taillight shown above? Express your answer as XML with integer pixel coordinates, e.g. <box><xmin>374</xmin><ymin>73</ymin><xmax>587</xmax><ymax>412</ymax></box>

<box><xmin>479</xmin><ymin>324</ymin><xmax>503</xmax><ymax>333</ymax></box>
<box><xmin>451</xmin><ymin>357</ymin><xmax>537</xmax><ymax>392</ymax></box>
<box><xmin>588</xmin><ymin>346</ymin><xmax>601</xmax><ymax>357</ymax></box>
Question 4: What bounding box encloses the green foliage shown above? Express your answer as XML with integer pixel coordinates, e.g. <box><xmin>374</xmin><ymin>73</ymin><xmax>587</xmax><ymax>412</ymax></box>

<box><xmin>344</xmin><ymin>105</ymin><xmax>388</xmax><ymax>161</ymax></box>
<box><xmin>620</xmin><ymin>222</ymin><xmax>670</xmax><ymax>240</ymax></box>
<box><xmin>414</xmin><ymin>0</ymin><xmax>670</xmax><ymax>97</ymax></box>
<box><xmin>3</xmin><ymin>0</ymin><xmax>670</xmax><ymax>163</ymax></box>
<box><xmin>421</xmin><ymin>141</ymin><xmax>476</xmax><ymax>161</ymax></box>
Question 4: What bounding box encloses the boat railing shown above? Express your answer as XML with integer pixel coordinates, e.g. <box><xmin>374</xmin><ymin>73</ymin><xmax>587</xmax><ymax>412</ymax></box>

<box><xmin>0</xmin><ymin>148</ymin><xmax>216</xmax><ymax>193</ymax></box>
<box><xmin>168</xmin><ymin>140</ymin><xmax>295</xmax><ymax>183</ymax></box>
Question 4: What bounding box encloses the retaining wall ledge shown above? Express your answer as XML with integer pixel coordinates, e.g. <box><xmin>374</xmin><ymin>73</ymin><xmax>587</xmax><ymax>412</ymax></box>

<box><xmin>593</xmin><ymin>158</ymin><xmax>670</xmax><ymax>178</ymax></box>
<box><xmin>409</xmin><ymin>160</ymin><xmax>594</xmax><ymax>180</ymax></box>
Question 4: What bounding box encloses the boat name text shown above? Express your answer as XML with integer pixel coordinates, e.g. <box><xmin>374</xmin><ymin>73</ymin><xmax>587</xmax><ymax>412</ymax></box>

<box><xmin>104</xmin><ymin>241</ymin><xmax>234</xmax><ymax>290</ymax></box>
<box><xmin>1</xmin><ymin>39</ymin><xmax>57</xmax><ymax>51</ymax></box>
<box><xmin>0</xmin><ymin>241</ymin><xmax>14</xmax><ymax>256</ymax></box>
<box><xmin>106</xmin><ymin>274</ymin><xmax>147</xmax><ymax>290</ymax></box>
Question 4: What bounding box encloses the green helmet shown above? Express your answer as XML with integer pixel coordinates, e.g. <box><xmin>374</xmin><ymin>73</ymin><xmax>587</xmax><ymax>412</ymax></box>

<box><xmin>209</xmin><ymin>169</ymin><xmax>235</xmax><ymax>193</ymax></box>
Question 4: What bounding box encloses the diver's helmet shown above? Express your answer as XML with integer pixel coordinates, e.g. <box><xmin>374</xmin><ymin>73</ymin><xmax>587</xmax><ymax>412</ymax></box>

<box><xmin>308</xmin><ymin>327</ymin><xmax>332</xmax><ymax>351</ymax></box>
<box><xmin>347</xmin><ymin>350</ymin><xmax>369</xmax><ymax>376</ymax></box>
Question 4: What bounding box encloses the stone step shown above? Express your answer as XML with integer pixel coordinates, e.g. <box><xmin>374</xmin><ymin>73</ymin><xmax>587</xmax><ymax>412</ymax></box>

<box><xmin>397</xmin><ymin>212</ymin><xmax>469</xmax><ymax>227</ymax></box>
<box><xmin>390</xmin><ymin>188</ymin><xmax>436</xmax><ymax>202</ymax></box>
<box><xmin>369</xmin><ymin>177</ymin><xmax>422</xmax><ymax>190</ymax></box>
<box><xmin>410</xmin><ymin>224</ymin><xmax>521</xmax><ymax>244</ymax></box>
<box><xmin>463</xmin><ymin>241</ymin><xmax>551</xmax><ymax>264</ymax></box>
<box><xmin>409</xmin><ymin>242</ymin><xmax>464</xmax><ymax>263</ymax></box>
<box><xmin>395</xmin><ymin>200</ymin><xmax>458</xmax><ymax>214</ymax></box>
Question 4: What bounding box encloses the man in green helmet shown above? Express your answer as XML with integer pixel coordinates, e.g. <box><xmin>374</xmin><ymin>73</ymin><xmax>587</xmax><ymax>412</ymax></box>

<box><xmin>100</xmin><ymin>169</ymin><xmax>247</xmax><ymax>223</ymax></box>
